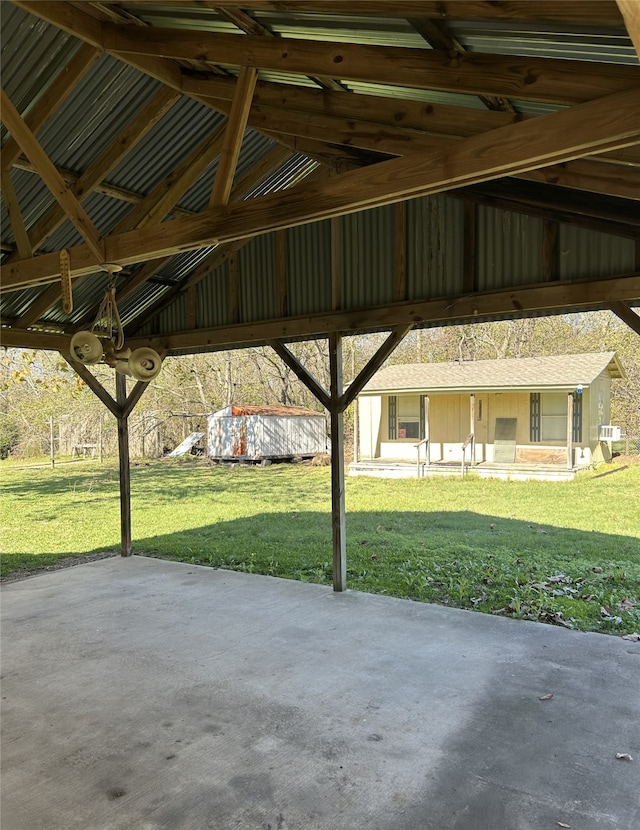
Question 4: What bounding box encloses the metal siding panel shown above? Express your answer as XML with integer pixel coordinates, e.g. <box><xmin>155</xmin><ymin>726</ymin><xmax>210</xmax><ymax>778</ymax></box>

<box><xmin>198</xmin><ymin>265</ymin><xmax>230</xmax><ymax>329</ymax></box>
<box><xmin>557</xmin><ymin>225</ymin><xmax>636</xmax><ymax>280</ymax></box>
<box><xmin>342</xmin><ymin>205</ymin><xmax>395</xmax><ymax>309</ymax></box>
<box><xmin>477</xmin><ymin>207</ymin><xmax>544</xmax><ymax>290</ymax></box>
<box><xmin>287</xmin><ymin>222</ymin><xmax>332</xmax><ymax>316</ymax></box>
<box><xmin>239</xmin><ymin>235</ymin><xmax>277</xmax><ymax>322</ymax></box>
<box><xmin>406</xmin><ymin>195</ymin><xmax>464</xmax><ymax>299</ymax></box>
<box><xmin>154</xmin><ymin>290</ymin><xmax>188</xmax><ymax>334</ymax></box>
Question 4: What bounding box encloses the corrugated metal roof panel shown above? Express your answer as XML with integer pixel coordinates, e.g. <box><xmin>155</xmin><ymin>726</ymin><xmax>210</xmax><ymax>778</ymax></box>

<box><xmin>406</xmin><ymin>195</ymin><xmax>464</xmax><ymax>299</ymax></box>
<box><xmin>477</xmin><ymin>207</ymin><xmax>545</xmax><ymax>290</ymax></box>
<box><xmin>254</xmin><ymin>14</ymin><xmax>425</xmax><ymax>48</ymax></box>
<box><xmin>36</xmin><ymin>56</ymin><xmax>162</xmax><ymax>169</ymax></box>
<box><xmin>239</xmin><ymin>235</ymin><xmax>277</xmax><ymax>322</ymax></box>
<box><xmin>342</xmin><ymin>205</ymin><xmax>395</xmax><ymax>309</ymax></box>
<box><xmin>108</xmin><ymin>97</ymin><xmax>225</xmax><ymax>195</ymax></box>
<box><xmin>450</xmin><ymin>22</ymin><xmax>638</xmax><ymax>64</ymax></box>
<box><xmin>557</xmin><ymin>225</ymin><xmax>636</xmax><ymax>280</ymax></box>
<box><xmin>286</xmin><ymin>221</ymin><xmax>332</xmax><ymax>316</ymax></box>
<box><xmin>198</xmin><ymin>265</ymin><xmax>229</xmax><ymax>330</ymax></box>
<box><xmin>0</xmin><ymin>6</ymin><xmax>78</xmax><ymax>137</ymax></box>
<box><xmin>344</xmin><ymin>81</ymin><xmax>486</xmax><ymax>109</ymax></box>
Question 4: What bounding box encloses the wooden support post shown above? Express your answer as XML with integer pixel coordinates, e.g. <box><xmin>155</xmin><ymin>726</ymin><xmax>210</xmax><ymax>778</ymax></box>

<box><xmin>329</xmin><ymin>332</ymin><xmax>346</xmax><ymax>593</ymax></box>
<box><xmin>567</xmin><ymin>391</ymin><xmax>574</xmax><ymax>471</ymax></box>
<box><xmin>116</xmin><ymin>372</ymin><xmax>132</xmax><ymax>557</ymax></box>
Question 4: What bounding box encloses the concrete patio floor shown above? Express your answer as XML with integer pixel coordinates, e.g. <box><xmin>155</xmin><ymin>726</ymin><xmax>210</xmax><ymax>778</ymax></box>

<box><xmin>1</xmin><ymin>556</ymin><xmax>639</xmax><ymax>830</ymax></box>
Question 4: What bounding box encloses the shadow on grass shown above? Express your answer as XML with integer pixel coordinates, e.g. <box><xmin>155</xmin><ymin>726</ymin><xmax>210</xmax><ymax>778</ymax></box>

<box><xmin>3</xmin><ymin>504</ymin><xmax>639</xmax><ymax>634</ymax></box>
<box><xmin>130</xmin><ymin>509</ymin><xmax>640</xmax><ymax>635</ymax></box>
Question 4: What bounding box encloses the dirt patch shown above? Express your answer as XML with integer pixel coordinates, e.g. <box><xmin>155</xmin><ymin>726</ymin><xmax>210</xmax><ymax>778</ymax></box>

<box><xmin>1</xmin><ymin>552</ymin><xmax>118</xmax><ymax>584</ymax></box>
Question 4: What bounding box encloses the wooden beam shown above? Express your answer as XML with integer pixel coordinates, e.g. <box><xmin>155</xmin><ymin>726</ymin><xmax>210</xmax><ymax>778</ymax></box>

<box><xmin>617</xmin><ymin>0</ymin><xmax>640</xmax><ymax>59</ymax></box>
<box><xmin>1</xmin><ymin>42</ymin><xmax>100</xmax><ymax>172</ymax></box>
<box><xmin>609</xmin><ymin>300</ymin><xmax>640</xmax><ymax>335</ymax></box>
<box><xmin>0</xmin><ymin>88</ymin><xmax>104</xmax><ymax>264</ymax></box>
<box><xmin>61</xmin><ymin>353</ymin><xmax>120</xmax><ymax>418</ymax></box>
<box><xmin>120</xmin><ymin>2</ymin><xmax>626</xmax><ymax>28</ymax></box>
<box><xmin>328</xmin><ymin>331</ymin><xmax>346</xmax><ymax>592</ymax></box>
<box><xmin>122</xmin><ymin>377</ymin><xmax>153</xmax><ymax>420</ymax></box>
<box><xmin>1</xmin><ymin>170</ymin><xmax>32</xmax><ymax>258</ymax></box>
<box><xmin>103</xmin><ymin>25</ymin><xmax>640</xmax><ymax>105</ymax></box>
<box><xmin>340</xmin><ymin>325</ymin><xmax>413</xmax><ymax>410</ymax></box>
<box><xmin>269</xmin><ymin>340</ymin><xmax>331</xmax><ymax>410</ymax></box>
<box><xmin>4</xmin><ymin>275</ymin><xmax>638</xmax><ymax>355</ymax></box>
<box><xmin>119</xmin><ymin>276</ymin><xmax>640</xmax><ymax>355</ymax></box>
<box><xmin>3</xmin><ymin>87</ymin><xmax>640</xmax><ymax>291</ymax></box>
<box><xmin>209</xmin><ymin>66</ymin><xmax>258</xmax><ymax>207</ymax></box>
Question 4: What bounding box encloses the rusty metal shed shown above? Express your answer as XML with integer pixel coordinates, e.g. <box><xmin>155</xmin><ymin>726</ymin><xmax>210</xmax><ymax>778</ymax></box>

<box><xmin>1</xmin><ymin>1</ymin><xmax>640</xmax><ymax>589</ymax></box>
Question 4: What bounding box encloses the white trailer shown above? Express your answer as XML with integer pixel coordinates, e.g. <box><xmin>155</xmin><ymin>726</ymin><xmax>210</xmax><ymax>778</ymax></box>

<box><xmin>207</xmin><ymin>405</ymin><xmax>327</xmax><ymax>461</ymax></box>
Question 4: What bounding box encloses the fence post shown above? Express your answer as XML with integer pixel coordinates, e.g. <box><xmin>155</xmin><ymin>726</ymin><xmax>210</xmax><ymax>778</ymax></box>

<box><xmin>49</xmin><ymin>416</ymin><xmax>55</xmax><ymax>469</ymax></box>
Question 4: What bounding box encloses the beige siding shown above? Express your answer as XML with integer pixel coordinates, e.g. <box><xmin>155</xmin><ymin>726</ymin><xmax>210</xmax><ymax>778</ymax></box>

<box><xmin>358</xmin><ymin>395</ymin><xmax>382</xmax><ymax>459</ymax></box>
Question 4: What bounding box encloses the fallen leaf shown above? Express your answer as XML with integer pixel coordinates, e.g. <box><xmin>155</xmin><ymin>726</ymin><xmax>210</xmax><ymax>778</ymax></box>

<box><xmin>370</xmin><ymin>554</ymin><xmax>379</xmax><ymax>561</ymax></box>
<box><xmin>619</xmin><ymin>598</ymin><xmax>636</xmax><ymax>611</ymax></box>
<box><xmin>615</xmin><ymin>753</ymin><xmax>633</xmax><ymax>761</ymax></box>
<box><xmin>600</xmin><ymin>606</ymin><xmax>612</xmax><ymax>617</ymax></box>
<box><xmin>556</xmin><ymin>822</ymin><xmax>571</xmax><ymax>828</ymax></box>
<box><xmin>592</xmin><ymin>566</ymin><xmax>603</xmax><ymax>573</ymax></box>
<box><xmin>548</xmin><ymin>574</ymin><xmax>568</xmax><ymax>583</ymax></box>
<box><xmin>622</xmin><ymin>632</ymin><xmax>640</xmax><ymax>642</ymax></box>
<box><xmin>536</xmin><ymin>528</ymin><xmax>548</xmax><ymax>534</ymax></box>
<box><xmin>539</xmin><ymin>693</ymin><xmax>554</xmax><ymax>700</ymax></box>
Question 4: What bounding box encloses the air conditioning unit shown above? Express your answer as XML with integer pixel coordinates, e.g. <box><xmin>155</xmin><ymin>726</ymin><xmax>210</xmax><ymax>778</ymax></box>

<box><xmin>599</xmin><ymin>425</ymin><xmax>621</xmax><ymax>441</ymax></box>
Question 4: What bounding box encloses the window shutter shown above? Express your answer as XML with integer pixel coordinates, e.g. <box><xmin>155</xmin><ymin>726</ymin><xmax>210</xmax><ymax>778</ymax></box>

<box><xmin>530</xmin><ymin>393</ymin><xmax>540</xmax><ymax>442</ymax></box>
<box><xmin>388</xmin><ymin>395</ymin><xmax>397</xmax><ymax>439</ymax></box>
<box><xmin>572</xmin><ymin>392</ymin><xmax>582</xmax><ymax>443</ymax></box>
<box><xmin>419</xmin><ymin>395</ymin><xmax>426</xmax><ymax>440</ymax></box>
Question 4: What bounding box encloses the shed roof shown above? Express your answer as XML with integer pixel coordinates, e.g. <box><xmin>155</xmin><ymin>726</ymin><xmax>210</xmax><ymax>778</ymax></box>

<box><xmin>215</xmin><ymin>404</ymin><xmax>324</xmax><ymax>418</ymax></box>
<box><xmin>360</xmin><ymin>352</ymin><xmax>625</xmax><ymax>394</ymax></box>
<box><xmin>1</xmin><ymin>2</ymin><xmax>639</xmax><ymax>358</ymax></box>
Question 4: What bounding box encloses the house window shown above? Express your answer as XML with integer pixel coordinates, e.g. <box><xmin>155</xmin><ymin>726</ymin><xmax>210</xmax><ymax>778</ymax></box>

<box><xmin>397</xmin><ymin>395</ymin><xmax>421</xmax><ymax>439</ymax></box>
<box><xmin>530</xmin><ymin>392</ymin><xmax>582</xmax><ymax>442</ymax></box>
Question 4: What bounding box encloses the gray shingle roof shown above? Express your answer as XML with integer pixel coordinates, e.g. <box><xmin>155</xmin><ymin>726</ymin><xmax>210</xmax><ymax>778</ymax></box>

<box><xmin>361</xmin><ymin>352</ymin><xmax>624</xmax><ymax>394</ymax></box>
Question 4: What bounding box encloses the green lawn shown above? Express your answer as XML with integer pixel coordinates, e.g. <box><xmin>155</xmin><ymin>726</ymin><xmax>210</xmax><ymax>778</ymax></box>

<box><xmin>2</xmin><ymin>458</ymin><xmax>639</xmax><ymax>635</ymax></box>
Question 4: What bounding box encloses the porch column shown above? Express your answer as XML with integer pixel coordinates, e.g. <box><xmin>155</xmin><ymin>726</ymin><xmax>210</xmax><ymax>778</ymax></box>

<box><xmin>116</xmin><ymin>373</ymin><xmax>132</xmax><ymax>557</ymax></box>
<box><xmin>329</xmin><ymin>332</ymin><xmax>347</xmax><ymax>592</ymax></box>
<box><xmin>469</xmin><ymin>394</ymin><xmax>476</xmax><ymax>466</ymax></box>
<box><xmin>424</xmin><ymin>395</ymin><xmax>430</xmax><ymax>465</ymax></box>
<box><xmin>567</xmin><ymin>391</ymin><xmax>574</xmax><ymax>470</ymax></box>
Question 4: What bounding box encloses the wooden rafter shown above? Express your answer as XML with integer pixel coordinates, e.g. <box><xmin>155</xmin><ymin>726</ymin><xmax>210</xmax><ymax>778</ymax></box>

<box><xmin>209</xmin><ymin>66</ymin><xmax>258</xmax><ymax>207</ymax></box>
<box><xmin>0</xmin><ymin>87</ymin><xmax>105</xmax><ymax>264</ymax></box>
<box><xmin>7</xmin><ymin>86</ymin><xmax>180</xmax><ymax>262</ymax></box>
<box><xmin>3</xmin><ymin>85</ymin><xmax>640</xmax><ymax>292</ymax></box>
<box><xmin>1</xmin><ymin>170</ymin><xmax>32</xmax><ymax>259</ymax></box>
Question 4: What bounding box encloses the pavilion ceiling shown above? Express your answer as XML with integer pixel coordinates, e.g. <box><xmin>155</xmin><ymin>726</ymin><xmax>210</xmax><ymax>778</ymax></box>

<box><xmin>1</xmin><ymin>0</ymin><xmax>639</xmax><ymax>355</ymax></box>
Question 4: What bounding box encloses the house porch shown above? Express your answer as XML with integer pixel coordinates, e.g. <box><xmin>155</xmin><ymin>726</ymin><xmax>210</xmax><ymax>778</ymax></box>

<box><xmin>349</xmin><ymin>458</ymin><xmax>579</xmax><ymax>481</ymax></box>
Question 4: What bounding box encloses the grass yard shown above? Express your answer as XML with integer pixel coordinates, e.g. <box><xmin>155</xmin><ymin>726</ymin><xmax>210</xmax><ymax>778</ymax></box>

<box><xmin>1</xmin><ymin>458</ymin><xmax>639</xmax><ymax>636</ymax></box>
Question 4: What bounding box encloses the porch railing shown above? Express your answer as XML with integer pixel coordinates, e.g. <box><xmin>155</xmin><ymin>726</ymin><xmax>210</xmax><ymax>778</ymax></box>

<box><xmin>414</xmin><ymin>437</ymin><xmax>429</xmax><ymax>478</ymax></box>
<box><xmin>461</xmin><ymin>433</ymin><xmax>474</xmax><ymax>476</ymax></box>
